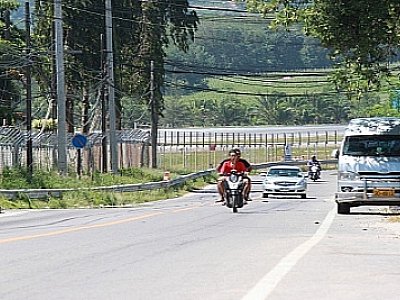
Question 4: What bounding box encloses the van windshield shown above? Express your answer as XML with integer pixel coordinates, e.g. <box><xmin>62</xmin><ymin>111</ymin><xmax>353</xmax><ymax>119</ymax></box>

<box><xmin>343</xmin><ymin>135</ymin><xmax>400</xmax><ymax>156</ymax></box>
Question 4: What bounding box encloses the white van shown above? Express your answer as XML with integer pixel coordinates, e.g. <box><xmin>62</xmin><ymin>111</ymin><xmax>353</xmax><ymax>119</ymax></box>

<box><xmin>335</xmin><ymin>117</ymin><xmax>400</xmax><ymax>214</ymax></box>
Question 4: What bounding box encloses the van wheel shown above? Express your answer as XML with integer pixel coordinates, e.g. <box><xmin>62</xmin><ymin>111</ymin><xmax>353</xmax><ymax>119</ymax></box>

<box><xmin>301</xmin><ymin>194</ymin><xmax>306</xmax><ymax>199</ymax></box>
<box><xmin>263</xmin><ymin>193</ymin><xmax>269</xmax><ymax>198</ymax></box>
<box><xmin>337</xmin><ymin>203</ymin><xmax>350</xmax><ymax>214</ymax></box>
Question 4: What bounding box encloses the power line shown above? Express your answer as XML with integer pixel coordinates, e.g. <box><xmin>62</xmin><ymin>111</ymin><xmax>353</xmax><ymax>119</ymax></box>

<box><xmin>164</xmin><ymin>80</ymin><xmax>341</xmax><ymax>97</ymax></box>
<box><xmin>164</xmin><ymin>62</ymin><xmax>331</xmax><ymax>77</ymax></box>
<box><xmin>212</xmin><ymin>76</ymin><xmax>331</xmax><ymax>87</ymax></box>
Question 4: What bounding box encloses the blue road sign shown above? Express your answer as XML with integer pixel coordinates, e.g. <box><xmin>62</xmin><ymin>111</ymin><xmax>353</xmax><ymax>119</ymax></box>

<box><xmin>72</xmin><ymin>134</ymin><xmax>87</xmax><ymax>149</ymax></box>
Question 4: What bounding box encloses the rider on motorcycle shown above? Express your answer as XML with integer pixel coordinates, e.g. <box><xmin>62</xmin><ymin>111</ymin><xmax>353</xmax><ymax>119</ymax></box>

<box><xmin>216</xmin><ymin>149</ymin><xmax>250</xmax><ymax>205</ymax></box>
<box><xmin>216</xmin><ymin>148</ymin><xmax>252</xmax><ymax>200</ymax></box>
<box><xmin>217</xmin><ymin>148</ymin><xmax>252</xmax><ymax>173</ymax></box>
<box><xmin>307</xmin><ymin>155</ymin><xmax>321</xmax><ymax>177</ymax></box>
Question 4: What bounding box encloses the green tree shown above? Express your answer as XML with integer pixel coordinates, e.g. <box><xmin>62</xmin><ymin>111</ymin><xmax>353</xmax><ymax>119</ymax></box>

<box><xmin>161</xmin><ymin>95</ymin><xmax>193</xmax><ymax>127</ymax></box>
<box><xmin>130</xmin><ymin>1</ymin><xmax>198</xmax><ymax>116</ymax></box>
<box><xmin>33</xmin><ymin>0</ymin><xmax>198</xmax><ymax>134</ymax></box>
<box><xmin>33</xmin><ymin>0</ymin><xmax>142</xmax><ymax>132</ymax></box>
<box><xmin>247</xmin><ymin>0</ymin><xmax>400</xmax><ymax>97</ymax></box>
<box><xmin>213</xmin><ymin>96</ymin><xmax>248</xmax><ymax>126</ymax></box>
<box><xmin>0</xmin><ymin>0</ymin><xmax>22</xmax><ymax>124</ymax></box>
<box><xmin>256</xmin><ymin>92</ymin><xmax>284</xmax><ymax>125</ymax></box>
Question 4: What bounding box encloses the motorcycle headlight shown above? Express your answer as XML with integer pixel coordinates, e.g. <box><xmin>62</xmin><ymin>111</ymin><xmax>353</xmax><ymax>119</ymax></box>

<box><xmin>338</xmin><ymin>171</ymin><xmax>360</xmax><ymax>181</ymax></box>
<box><xmin>229</xmin><ymin>174</ymin><xmax>239</xmax><ymax>183</ymax></box>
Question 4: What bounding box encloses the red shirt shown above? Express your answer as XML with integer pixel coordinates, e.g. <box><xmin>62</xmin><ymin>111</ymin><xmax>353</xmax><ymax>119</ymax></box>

<box><xmin>219</xmin><ymin>160</ymin><xmax>247</xmax><ymax>174</ymax></box>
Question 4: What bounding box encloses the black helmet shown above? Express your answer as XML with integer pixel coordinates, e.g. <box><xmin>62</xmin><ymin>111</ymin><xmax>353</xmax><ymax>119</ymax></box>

<box><xmin>233</xmin><ymin>148</ymin><xmax>241</xmax><ymax>156</ymax></box>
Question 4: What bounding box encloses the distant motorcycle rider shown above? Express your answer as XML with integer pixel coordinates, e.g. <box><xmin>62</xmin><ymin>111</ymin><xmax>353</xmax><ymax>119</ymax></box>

<box><xmin>307</xmin><ymin>155</ymin><xmax>321</xmax><ymax>178</ymax></box>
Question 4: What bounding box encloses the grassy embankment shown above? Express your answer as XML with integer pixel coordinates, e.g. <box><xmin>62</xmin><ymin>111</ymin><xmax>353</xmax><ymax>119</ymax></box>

<box><xmin>0</xmin><ymin>167</ymin><xmax>217</xmax><ymax>209</ymax></box>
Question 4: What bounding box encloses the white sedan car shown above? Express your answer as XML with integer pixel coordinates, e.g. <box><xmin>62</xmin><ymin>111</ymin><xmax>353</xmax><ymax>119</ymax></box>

<box><xmin>262</xmin><ymin>165</ymin><xmax>307</xmax><ymax>199</ymax></box>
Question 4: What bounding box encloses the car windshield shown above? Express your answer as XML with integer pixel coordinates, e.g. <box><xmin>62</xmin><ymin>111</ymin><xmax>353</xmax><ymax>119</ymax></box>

<box><xmin>268</xmin><ymin>169</ymin><xmax>302</xmax><ymax>177</ymax></box>
<box><xmin>343</xmin><ymin>135</ymin><xmax>400</xmax><ymax>156</ymax></box>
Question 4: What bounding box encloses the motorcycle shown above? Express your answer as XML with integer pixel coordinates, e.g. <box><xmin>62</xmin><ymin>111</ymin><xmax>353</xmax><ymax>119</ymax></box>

<box><xmin>223</xmin><ymin>170</ymin><xmax>245</xmax><ymax>213</ymax></box>
<box><xmin>308</xmin><ymin>163</ymin><xmax>321</xmax><ymax>181</ymax></box>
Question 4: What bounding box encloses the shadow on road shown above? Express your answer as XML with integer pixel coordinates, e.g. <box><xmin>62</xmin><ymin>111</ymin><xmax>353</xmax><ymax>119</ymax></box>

<box><xmin>307</xmin><ymin>180</ymin><xmax>329</xmax><ymax>184</ymax></box>
<box><xmin>344</xmin><ymin>211</ymin><xmax>400</xmax><ymax>216</ymax></box>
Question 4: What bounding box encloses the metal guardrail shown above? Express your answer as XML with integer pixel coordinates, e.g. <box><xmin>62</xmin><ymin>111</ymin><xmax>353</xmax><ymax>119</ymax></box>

<box><xmin>0</xmin><ymin>170</ymin><xmax>214</xmax><ymax>200</ymax></box>
<box><xmin>0</xmin><ymin>160</ymin><xmax>337</xmax><ymax>200</ymax></box>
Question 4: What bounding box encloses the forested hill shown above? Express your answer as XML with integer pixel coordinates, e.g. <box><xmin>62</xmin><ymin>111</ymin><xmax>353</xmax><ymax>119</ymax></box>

<box><xmin>12</xmin><ymin>0</ymin><xmax>331</xmax><ymax>72</ymax></box>
<box><xmin>164</xmin><ymin>0</ymin><xmax>333</xmax><ymax>104</ymax></box>
<box><xmin>158</xmin><ymin>1</ymin><xmax>340</xmax><ymax>128</ymax></box>
<box><xmin>167</xmin><ymin>0</ymin><xmax>332</xmax><ymax>75</ymax></box>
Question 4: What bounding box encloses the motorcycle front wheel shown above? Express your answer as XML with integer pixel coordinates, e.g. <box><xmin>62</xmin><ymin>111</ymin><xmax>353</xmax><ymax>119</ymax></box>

<box><xmin>232</xmin><ymin>194</ymin><xmax>238</xmax><ymax>213</ymax></box>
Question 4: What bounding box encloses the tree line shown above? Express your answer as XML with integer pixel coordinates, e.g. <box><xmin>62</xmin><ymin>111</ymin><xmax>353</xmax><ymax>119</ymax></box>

<box><xmin>1</xmin><ymin>0</ymin><xmax>197</xmax><ymax>132</ymax></box>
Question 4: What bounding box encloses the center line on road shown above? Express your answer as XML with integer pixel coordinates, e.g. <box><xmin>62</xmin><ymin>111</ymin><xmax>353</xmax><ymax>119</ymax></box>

<box><xmin>241</xmin><ymin>205</ymin><xmax>337</xmax><ymax>300</ymax></box>
<box><xmin>173</xmin><ymin>206</ymin><xmax>200</xmax><ymax>213</ymax></box>
<box><xmin>0</xmin><ymin>211</ymin><xmax>163</xmax><ymax>244</ymax></box>
<box><xmin>0</xmin><ymin>204</ymin><xmax>205</xmax><ymax>245</ymax></box>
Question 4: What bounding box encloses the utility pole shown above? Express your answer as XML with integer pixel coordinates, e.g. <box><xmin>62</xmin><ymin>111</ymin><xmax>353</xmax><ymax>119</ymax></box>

<box><xmin>105</xmin><ymin>0</ymin><xmax>118</xmax><ymax>174</ymax></box>
<box><xmin>25</xmin><ymin>2</ymin><xmax>33</xmax><ymax>179</ymax></box>
<box><xmin>51</xmin><ymin>23</ymin><xmax>57</xmax><ymax>122</ymax></box>
<box><xmin>150</xmin><ymin>60</ymin><xmax>158</xmax><ymax>168</ymax></box>
<box><xmin>54</xmin><ymin>0</ymin><xmax>67</xmax><ymax>174</ymax></box>
<box><xmin>100</xmin><ymin>34</ymin><xmax>108</xmax><ymax>173</ymax></box>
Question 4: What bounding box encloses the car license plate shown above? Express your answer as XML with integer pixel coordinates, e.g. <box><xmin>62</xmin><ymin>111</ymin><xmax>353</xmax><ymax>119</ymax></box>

<box><xmin>373</xmin><ymin>188</ymin><xmax>395</xmax><ymax>197</ymax></box>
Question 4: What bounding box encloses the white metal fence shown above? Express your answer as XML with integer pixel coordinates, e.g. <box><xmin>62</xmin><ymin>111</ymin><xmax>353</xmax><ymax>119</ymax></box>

<box><xmin>0</xmin><ymin>126</ymin><xmax>342</xmax><ymax>173</ymax></box>
<box><xmin>157</xmin><ymin>130</ymin><xmax>342</xmax><ymax>171</ymax></box>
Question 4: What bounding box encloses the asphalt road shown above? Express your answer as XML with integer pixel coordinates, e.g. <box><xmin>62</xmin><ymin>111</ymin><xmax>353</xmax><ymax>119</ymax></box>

<box><xmin>1</xmin><ymin>172</ymin><xmax>399</xmax><ymax>300</ymax></box>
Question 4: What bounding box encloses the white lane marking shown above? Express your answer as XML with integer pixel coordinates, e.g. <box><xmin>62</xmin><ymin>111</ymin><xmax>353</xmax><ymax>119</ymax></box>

<box><xmin>242</xmin><ymin>205</ymin><xmax>336</xmax><ymax>300</ymax></box>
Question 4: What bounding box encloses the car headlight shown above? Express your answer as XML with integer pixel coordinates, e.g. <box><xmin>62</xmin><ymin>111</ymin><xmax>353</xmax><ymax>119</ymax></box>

<box><xmin>298</xmin><ymin>179</ymin><xmax>306</xmax><ymax>186</ymax></box>
<box><xmin>338</xmin><ymin>171</ymin><xmax>360</xmax><ymax>181</ymax></box>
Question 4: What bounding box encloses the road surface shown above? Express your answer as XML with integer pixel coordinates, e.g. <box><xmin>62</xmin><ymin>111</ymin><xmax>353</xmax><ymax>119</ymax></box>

<box><xmin>1</xmin><ymin>172</ymin><xmax>399</xmax><ymax>300</ymax></box>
